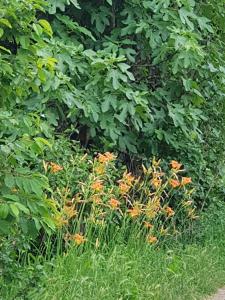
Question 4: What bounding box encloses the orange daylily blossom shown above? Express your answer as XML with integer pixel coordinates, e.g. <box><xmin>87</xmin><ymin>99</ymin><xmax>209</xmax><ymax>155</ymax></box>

<box><xmin>91</xmin><ymin>180</ymin><xmax>104</xmax><ymax>192</ymax></box>
<box><xmin>122</xmin><ymin>172</ymin><xmax>135</xmax><ymax>186</ymax></box>
<box><xmin>169</xmin><ymin>179</ymin><xmax>180</xmax><ymax>188</ymax></box>
<box><xmin>91</xmin><ymin>195</ymin><xmax>102</xmax><ymax>204</ymax></box>
<box><xmin>143</xmin><ymin>221</ymin><xmax>154</xmax><ymax>229</ymax></box>
<box><xmin>109</xmin><ymin>198</ymin><xmax>120</xmax><ymax>209</ymax></box>
<box><xmin>181</xmin><ymin>177</ymin><xmax>192</xmax><ymax>186</ymax></box>
<box><xmin>165</xmin><ymin>206</ymin><xmax>175</xmax><ymax>217</ymax></box>
<box><xmin>71</xmin><ymin>233</ymin><xmax>86</xmax><ymax>245</ymax></box>
<box><xmin>128</xmin><ymin>206</ymin><xmax>142</xmax><ymax>218</ymax></box>
<box><xmin>98</xmin><ymin>152</ymin><xmax>116</xmax><ymax>163</ymax></box>
<box><xmin>50</xmin><ymin>162</ymin><xmax>63</xmax><ymax>173</ymax></box>
<box><xmin>151</xmin><ymin>177</ymin><xmax>162</xmax><ymax>188</ymax></box>
<box><xmin>170</xmin><ymin>160</ymin><xmax>182</xmax><ymax>171</ymax></box>
<box><xmin>147</xmin><ymin>235</ymin><xmax>158</xmax><ymax>244</ymax></box>
<box><xmin>119</xmin><ymin>182</ymin><xmax>130</xmax><ymax>195</ymax></box>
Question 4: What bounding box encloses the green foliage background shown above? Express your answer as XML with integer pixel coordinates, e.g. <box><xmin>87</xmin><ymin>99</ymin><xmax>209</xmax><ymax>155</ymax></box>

<box><xmin>0</xmin><ymin>0</ymin><xmax>225</xmax><ymax>236</ymax></box>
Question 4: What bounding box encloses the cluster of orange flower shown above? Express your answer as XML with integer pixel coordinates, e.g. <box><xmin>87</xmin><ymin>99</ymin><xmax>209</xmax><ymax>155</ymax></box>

<box><xmin>50</xmin><ymin>154</ymin><xmax>196</xmax><ymax>247</ymax></box>
<box><xmin>43</xmin><ymin>161</ymin><xmax>64</xmax><ymax>174</ymax></box>
<box><xmin>98</xmin><ymin>152</ymin><xmax>116</xmax><ymax>164</ymax></box>
<box><xmin>118</xmin><ymin>172</ymin><xmax>135</xmax><ymax>195</ymax></box>
<box><xmin>169</xmin><ymin>160</ymin><xmax>192</xmax><ymax>188</ymax></box>
<box><xmin>109</xmin><ymin>198</ymin><xmax>120</xmax><ymax>209</ymax></box>
<box><xmin>91</xmin><ymin>180</ymin><xmax>104</xmax><ymax>192</ymax></box>
<box><xmin>65</xmin><ymin>233</ymin><xmax>86</xmax><ymax>245</ymax></box>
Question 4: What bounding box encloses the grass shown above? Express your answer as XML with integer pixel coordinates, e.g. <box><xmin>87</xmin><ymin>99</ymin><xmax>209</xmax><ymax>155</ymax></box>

<box><xmin>30</xmin><ymin>242</ymin><xmax>225</xmax><ymax>300</ymax></box>
<box><xmin>2</xmin><ymin>202</ymin><xmax>225</xmax><ymax>300</ymax></box>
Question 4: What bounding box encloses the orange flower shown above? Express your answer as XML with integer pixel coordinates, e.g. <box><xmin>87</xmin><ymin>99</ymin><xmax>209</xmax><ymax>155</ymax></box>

<box><xmin>122</xmin><ymin>172</ymin><xmax>135</xmax><ymax>186</ymax></box>
<box><xmin>71</xmin><ymin>233</ymin><xmax>86</xmax><ymax>245</ymax></box>
<box><xmin>98</xmin><ymin>152</ymin><xmax>116</xmax><ymax>163</ymax></box>
<box><xmin>128</xmin><ymin>206</ymin><xmax>142</xmax><ymax>218</ymax></box>
<box><xmin>63</xmin><ymin>205</ymin><xmax>77</xmax><ymax>219</ymax></box>
<box><xmin>109</xmin><ymin>198</ymin><xmax>120</xmax><ymax>209</ymax></box>
<box><xmin>119</xmin><ymin>182</ymin><xmax>130</xmax><ymax>195</ymax></box>
<box><xmin>181</xmin><ymin>177</ymin><xmax>192</xmax><ymax>186</ymax></box>
<box><xmin>165</xmin><ymin>206</ymin><xmax>175</xmax><ymax>217</ymax></box>
<box><xmin>147</xmin><ymin>235</ymin><xmax>158</xmax><ymax>244</ymax></box>
<box><xmin>151</xmin><ymin>177</ymin><xmax>162</xmax><ymax>188</ymax></box>
<box><xmin>50</xmin><ymin>162</ymin><xmax>63</xmax><ymax>173</ymax></box>
<box><xmin>143</xmin><ymin>221</ymin><xmax>154</xmax><ymax>229</ymax></box>
<box><xmin>91</xmin><ymin>195</ymin><xmax>102</xmax><ymax>204</ymax></box>
<box><xmin>91</xmin><ymin>180</ymin><xmax>104</xmax><ymax>192</ymax></box>
<box><xmin>169</xmin><ymin>179</ymin><xmax>180</xmax><ymax>188</ymax></box>
<box><xmin>170</xmin><ymin>160</ymin><xmax>182</xmax><ymax>171</ymax></box>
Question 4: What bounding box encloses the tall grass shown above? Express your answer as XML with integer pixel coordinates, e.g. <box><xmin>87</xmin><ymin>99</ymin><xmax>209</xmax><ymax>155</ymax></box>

<box><xmin>2</xmin><ymin>202</ymin><xmax>225</xmax><ymax>300</ymax></box>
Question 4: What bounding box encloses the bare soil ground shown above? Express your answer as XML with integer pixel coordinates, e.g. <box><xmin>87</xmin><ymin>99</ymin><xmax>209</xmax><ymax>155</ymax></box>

<box><xmin>208</xmin><ymin>288</ymin><xmax>225</xmax><ymax>300</ymax></box>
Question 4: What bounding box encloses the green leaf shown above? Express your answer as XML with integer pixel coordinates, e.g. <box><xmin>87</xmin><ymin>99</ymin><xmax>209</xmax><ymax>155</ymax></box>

<box><xmin>101</xmin><ymin>98</ymin><xmax>111</xmax><ymax>113</ymax></box>
<box><xmin>4</xmin><ymin>174</ymin><xmax>15</xmax><ymax>188</ymax></box>
<box><xmin>3</xmin><ymin>194</ymin><xmax>20</xmax><ymax>202</ymax></box>
<box><xmin>0</xmin><ymin>204</ymin><xmax>9</xmax><ymax>219</ymax></box>
<box><xmin>0</xmin><ymin>28</ymin><xmax>4</xmax><ymax>38</ymax></box>
<box><xmin>33</xmin><ymin>23</ymin><xmax>43</xmax><ymax>36</ymax></box>
<box><xmin>0</xmin><ymin>46</ymin><xmax>11</xmax><ymax>54</ymax></box>
<box><xmin>15</xmin><ymin>203</ymin><xmax>29</xmax><ymax>214</ymax></box>
<box><xmin>30</xmin><ymin>179</ymin><xmax>43</xmax><ymax>196</ymax></box>
<box><xmin>10</xmin><ymin>203</ymin><xmax>20</xmax><ymax>217</ymax></box>
<box><xmin>70</xmin><ymin>0</ymin><xmax>80</xmax><ymax>8</ymax></box>
<box><xmin>38</xmin><ymin>19</ymin><xmax>53</xmax><ymax>36</ymax></box>
<box><xmin>0</xmin><ymin>18</ymin><xmax>12</xmax><ymax>28</ymax></box>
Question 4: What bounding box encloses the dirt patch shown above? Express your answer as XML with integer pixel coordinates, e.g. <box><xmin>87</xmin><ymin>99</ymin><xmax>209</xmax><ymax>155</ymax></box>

<box><xmin>208</xmin><ymin>288</ymin><xmax>225</xmax><ymax>300</ymax></box>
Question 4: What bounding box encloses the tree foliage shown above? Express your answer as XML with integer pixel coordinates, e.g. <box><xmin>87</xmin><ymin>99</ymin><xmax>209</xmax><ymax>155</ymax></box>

<box><xmin>0</xmin><ymin>0</ymin><xmax>225</xmax><ymax>236</ymax></box>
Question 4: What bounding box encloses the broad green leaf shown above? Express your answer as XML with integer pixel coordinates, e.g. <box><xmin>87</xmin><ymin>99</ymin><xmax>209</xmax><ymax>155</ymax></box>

<box><xmin>33</xmin><ymin>23</ymin><xmax>43</xmax><ymax>36</ymax></box>
<box><xmin>38</xmin><ymin>19</ymin><xmax>53</xmax><ymax>36</ymax></box>
<box><xmin>10</xmin><ymin>203</ymin><xmax>20</xmax><ymax>217</ymax></box>
<box><xmin>4</xmin><ymin>174</ymin><xmax>15</xmax><ymax>188</ymax></box>
<box><xmin>0</xmin><ymin>204</ymin><xmax>9</xmax><ymax>219</ymax></box>
<box><xmin>0</xmin><ymin>18</ymin><xmax>12</xmax><ymax>28</ymax></box>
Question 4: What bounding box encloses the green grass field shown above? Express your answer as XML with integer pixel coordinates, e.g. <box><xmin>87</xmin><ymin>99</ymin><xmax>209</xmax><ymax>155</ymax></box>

<box><xmin>2</xmin><ymin>203</ymin><xmax>225</xmax><ymax>300</ymax></box>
